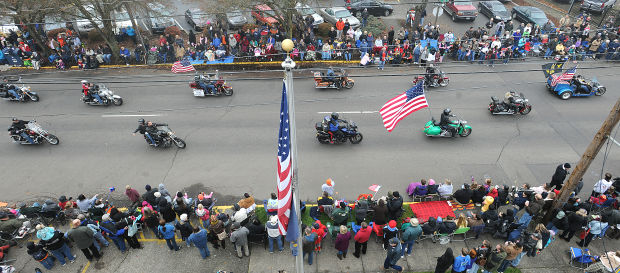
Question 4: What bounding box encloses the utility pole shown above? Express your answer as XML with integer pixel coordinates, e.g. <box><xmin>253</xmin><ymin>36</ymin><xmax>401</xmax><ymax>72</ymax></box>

<box><xmin>545</xmin><ymin>96</ymin><xmax>620</xmax><ymax>221</ymax></box>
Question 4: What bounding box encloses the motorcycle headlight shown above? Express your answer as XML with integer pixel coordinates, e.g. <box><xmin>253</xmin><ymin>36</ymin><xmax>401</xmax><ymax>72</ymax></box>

<box><xmin>461</xmin><ymin>121</ymin><xmax>467</xmax><ymax>124</ymax></box>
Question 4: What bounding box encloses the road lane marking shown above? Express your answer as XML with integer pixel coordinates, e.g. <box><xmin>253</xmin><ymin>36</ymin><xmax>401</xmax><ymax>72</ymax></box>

<box><xmin>81</xmin><ymin>261</ymin><xmax>91</xmax><ymax>273</ymax></box>
<box><xmin>101</xmin><ymin>114</ymin><xmax>162</xmax><ymax>117</ymax></box>
<box><xmin>317</xmin><ymin>111</ymin><xmax>378</xmax><ymax>114</ymax></box>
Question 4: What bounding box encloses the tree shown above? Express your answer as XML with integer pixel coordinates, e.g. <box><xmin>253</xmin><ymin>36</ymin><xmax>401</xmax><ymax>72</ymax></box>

<box><xmin>201</xmin><ymin>0</ymin><xmax>311</xmax><ymax>39</ymax></box>
<box><xmin>0</xmin><ymin>0</ymin><xmax>62</xmax><ymax>55</ymax></box>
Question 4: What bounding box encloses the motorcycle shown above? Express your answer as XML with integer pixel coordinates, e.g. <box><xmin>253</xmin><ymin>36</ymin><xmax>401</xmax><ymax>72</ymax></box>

<box><xmin>489</xmin><ymin>93</ymin><xmax>532</xmax><ymax>115</ymax></box>
<box><xmin>189</xmin><ymin>72</ymin><xmax>233</xmax><ymax>97</ymax></box>
<box><xmin>9</xmin><ymin>121</ymin><xmax>59</xmax><ymax>145</ymax></box>
<box><xmin>315</xmin><ymin>118</ymin><xmax>363</xmax><ymax>144</ymax></box>
<box><xmin>313</xmin><ymin>69</ymin><xmax>355</xmax><ymax>89</ymax></box>
<box><xmin>412</xmin><ymin>70</ymin><xmax>449</xmax><ymax>87</ymax></box>
<box><xmin>144</xmin><ymin>124</ymin><xmax>186</xmax><ymax>149</ymax></box>
<box><xmin>82</xmin><ymin>84</ymin><xmax>123</xmax><ymax>106</ymax></box>
<box><xmin>0</xmin><ymin>76</ymin><xmax>39</xmax><ymax>102</ymax></box>
<box><xmin>423</xmin><ymin>117</ymin><xmax>472</xmax><ymax>137</ymax></box>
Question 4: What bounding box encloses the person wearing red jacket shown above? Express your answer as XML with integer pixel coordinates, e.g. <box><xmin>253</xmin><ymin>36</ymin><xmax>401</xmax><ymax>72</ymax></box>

<box><xmin>353</xmin><ymin>222</ymin><xmax>372</xmax><ymax>258</ymax></box>
<box><xmin>311</xmin><ymin>220</ymin><xmax>327</xmax><ymax>252</ymax></box>
<box><xmin>335</xmin><ymin>19</ymin><xmax>345</xmax><ymax>39</ymax></box>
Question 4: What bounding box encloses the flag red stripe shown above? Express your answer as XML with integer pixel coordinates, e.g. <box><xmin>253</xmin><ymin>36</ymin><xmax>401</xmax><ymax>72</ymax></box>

<box><xmin>382</xmin><ymin>96</ymin><xmax>427</xmax><ymax>124</ymax></box>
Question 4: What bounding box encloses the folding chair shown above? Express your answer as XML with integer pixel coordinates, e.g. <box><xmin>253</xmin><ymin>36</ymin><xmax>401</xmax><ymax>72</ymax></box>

<box><xmin>425</xmin><ymin>194</ymin><xmax>439</xmax><ymax>202</ymax></box>
<box><xmin>593</xmin><ymin>225</ymin><xmax>610</xmax><ymax>240</ymax></box>
<box><xmin>569</xmin><ymin>247</ymin><xmax>599</xmax><ymax>269</ymax></box>
<box><xmin>451</xmin><ymin>227</ymin><xmax>470</xmax><ymax>242</ymax></box>
<box><xmin>466</xmin><ymin>225</ymin><xmax>484</xmax><ymax>240</ymax></box>
<box><xmin>413</xmin><ymin>195</ymin><xmax>426</xmax><ymax>203</ymax></box>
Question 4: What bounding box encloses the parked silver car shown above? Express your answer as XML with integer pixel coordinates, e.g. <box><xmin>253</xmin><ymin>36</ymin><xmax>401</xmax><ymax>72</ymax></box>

<box><xmin>581</xmin><ymin>0</ymin><xmax>616</xmax><ymax>13</ymax></box>
<box><xmin>225</xmin><ymin>10</ymin><xmax>248</xmax><ymax>28</ymax></box>
<box><xmin>319</xmin><ymin>7</ymin><xmax>360</xmax><ymax>29</ymax></box>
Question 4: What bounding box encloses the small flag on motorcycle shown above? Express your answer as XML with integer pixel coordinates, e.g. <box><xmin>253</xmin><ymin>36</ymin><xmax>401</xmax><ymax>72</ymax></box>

<box><xmin>368</xmin><ymin>184</ymin><xmax>381</xmax><ymax>192</ymax></box>
<box><xmin>541</xmin><ymin>62</ymin><xmax>564</xmax><ymax>78</ymax></box>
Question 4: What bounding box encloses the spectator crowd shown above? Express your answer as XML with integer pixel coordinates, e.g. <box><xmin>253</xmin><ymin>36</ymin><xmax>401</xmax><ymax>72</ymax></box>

<box><xmin>0</xmin><ymin>166</ymin><xmax>619</xmax><ymax>272</ymax></box>
<box><xmin>1</xmin><ymin>9</ymin><xmax>620</xmax><ymax>71</ymax></box>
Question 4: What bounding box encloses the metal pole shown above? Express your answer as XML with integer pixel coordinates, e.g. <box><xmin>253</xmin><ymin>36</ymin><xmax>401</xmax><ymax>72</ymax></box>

<box><xmin>282</xmin><ymin>52</ymin><xmax>304</xmax><ymax>273</ymax></box>
<box><xmin>568</xmin><ymin>0</ymin><xmax>576</xmax><ymax>14</ymax></box>
<box><xmin>599</xmin><ymin>5</ymin><xmax>611</xmax><ymax>27</ymax></box>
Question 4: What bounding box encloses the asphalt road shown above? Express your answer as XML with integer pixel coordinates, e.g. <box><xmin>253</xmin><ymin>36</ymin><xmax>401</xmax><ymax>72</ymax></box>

<box><xmin>1</xmin><ymin>61</ymin><xmax>619</xmax><ymax>203</ymax></box>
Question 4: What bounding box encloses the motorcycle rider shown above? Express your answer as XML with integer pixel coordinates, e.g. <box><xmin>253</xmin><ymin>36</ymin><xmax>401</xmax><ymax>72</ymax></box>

<box><xmin>439</xmin><ymin>108</ymin><xmax>457</xmax><ymax>137</ymax></box>
<box><xmin>196</xmin><ymin>74</ymin><xmax>216</xmax><ymax>95</ymax></box>
<box><xmin>326</xmin><ymin>112</ymin><xmax>344</xmax><ymax>143</ymax></box>
<box><xmin>8</xmin><ymin>118</ymin><xmax>34</xmax><ymax>144</ymax></box>
<box><xmin>133</xmin><ymin>118</ymin><xmax>156</xmax><ymax>145</ymax></box>
<box><xmin>326</xmin><ymin>67</ymin><xmax>340</xmax><ymax>89</ymax></box>
<box><xmin>145</xmin><ymin>121</ymin><xmax>165</xmax><ymax>146</ymax></box>
<box><xmin>88</xmin><ymin>83</ymin><xmax>103</xmax><ymax>104</ymax></box>
<box><xmin>503</xmin><ymin>91</ymin><xmax>519</xmax><ymax>113</ymax></box>
<box><xmin>572</xmin><ymin>75</ymin><xmax>590</xmax><ymax>94</ymax></box>
<box><xmin>425</xmin><ymin>64</ymin><xmax>439</xmax><ymax>87</ymax></box>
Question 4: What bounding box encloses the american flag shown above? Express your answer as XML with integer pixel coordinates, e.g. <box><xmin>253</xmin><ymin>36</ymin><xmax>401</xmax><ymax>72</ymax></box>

<box><xmin>171</xmin><ymin>58</ymin><xmax>195</xmax><ymax>73</ymax></box>
<box><xmin>380</xmin><ymin>81</ymin><xmax>429</xmax><ymax>132</ymax></box>
<box><xmin>551</xmin><ymin>66</ymin><xmax>576</xmax><ymax>86</ymax></box>
<box><xmin>276</xmin><ymin>82</ymin><xmax>299</xmax><ymax>240</ymax></box>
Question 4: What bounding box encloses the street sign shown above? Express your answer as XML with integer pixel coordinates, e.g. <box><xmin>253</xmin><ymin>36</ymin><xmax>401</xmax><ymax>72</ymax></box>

<box><xmin>432</xmin><ymin>6</ymin><xmax>444</xmax><ymax>17</ymax></box>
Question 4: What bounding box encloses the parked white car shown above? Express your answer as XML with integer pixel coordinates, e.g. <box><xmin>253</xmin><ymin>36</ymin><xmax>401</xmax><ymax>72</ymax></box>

<box><xmin>319</xmin><ymin>7</ymin><xmax>360</xmax><ymax>29</ymax></box>
<box><xmin>295</xmin><ymin>3</ymin><xmax>324</xmax><ymax>28</ymax></box>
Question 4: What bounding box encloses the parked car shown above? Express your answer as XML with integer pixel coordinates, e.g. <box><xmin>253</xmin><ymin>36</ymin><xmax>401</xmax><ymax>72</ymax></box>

<box><xmin>252</xmin><ymin>4</ymin><xmax>279</xmax><ymax>25</ymax></box>
<box><xmin>140</xmin><ymin>3</ymin><xmax>179</xmax><ymax>34</ymax></box>
<box><xmin>444</xmin><ymin>0</ymin><xmax>478</xmax><ymax>21</ymax></box>
<box><xmin>511</xmin><ymin>6</ymin><xmax>552</xmax><ymax>27</ymax></box>
<box><xmin>185</xmin><ymin>8</ymin><xmax>214</xmax><ymax>31</ymax></box>
<box><xmin>113</xmin><ymin>8</ymin><xmax>133</xmax><ymax>34</ymax></box>
<box><xmin>224</xmin><ymin>10</ymin><xmax>248</xmax><ymax>28</ymax></box>
<box><xmin>295</xmin><ymin>3</ymin><xmax>324</xmax><ymax>28</ymax></box>
<box><xmin>581</xmin><ymin>0</ymin><xmax>616</xmax><ymax>13</ymax></box>
<box><xmin>0</xmin><ymin>15</ymin><xmax>18</xmax><ymax>34</ymax></box>
<box><xmin>75</xmin><ymin>5</ymin><xmax>104</xmax><ymax>33</ymax></box>
<box><xmin>478</xmin><ymin>1</ymin><xmax>511</xmax><ymax>22</ymax></box>
<box><xmin>346</xmin><ymin>0</ymin><xmax>394</xmax><ymax>17</ymax></box>
<box><xmin>319</xmin><ymin>7</ymin><xmax>361</xmax><ymax>29</ymax></box>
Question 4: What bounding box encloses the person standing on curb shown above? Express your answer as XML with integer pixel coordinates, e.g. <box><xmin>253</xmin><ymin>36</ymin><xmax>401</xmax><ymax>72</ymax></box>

<box><xmin>230</xmin><ymin>222</ymin><xmax>250</xmax><ymax>258</ymax></box>
<box><xmin>383</xmin><ymin>237</ymin><xmax>403</xmax><ymax>272</ymax></box>
<box><xmin>335</xmin><ymin>225</ymin><xmax>351</xmax><ymax>260</ymax></box>
<box><xmin>550</xmin><ymin>163</ymin><xmax>570</xmax><ymax>190</ymax></box>
<box><xmin>188</xmin><ymin>226</ymin><xmax>210</xmax><ymax>259</ymax></box>
<box><xmin>158</xmin><ymin>219</ymin><xmax>181</xmax><ymax>251</ymax></box>
<box><xmin>66</xmin><ymin>219</ymin><xmax>101</xmax><ymax>261</ymax></box>
<box><xmin>353</xmin><ymin>221</ymin><xmax>371</xmax><ymax>258</ymax></box>
<box><xmin>453</xmin><ymin>248</ymin><xmax>471</xmax><ymax>273</ymax></box>
<box><xmin>266</xmin><ymin>216</ymin><xmax>283</xmax><ymax>253</ymax></box>
<box><xmin>401</xmin><ymin>218</ymin><xmax>422</xmax><ymax>257</ymax></box>
<box><xmin>37</xmin><ymin>226</ymin><xmax>76</xmax><ymax>266</ymax></box>
<box><xmin>302</xmin><ymin>227</ymin><xmax>317</xmax><ymax>265</ymax></box>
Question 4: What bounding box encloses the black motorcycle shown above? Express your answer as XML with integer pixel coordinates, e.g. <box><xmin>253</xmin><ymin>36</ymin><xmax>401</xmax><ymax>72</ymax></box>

<box><xmin>489</xmin><ymin>93</ymin><xmax>531</xmax><ymax>115</ymax></box>
<box><xmin>144</xmin><ymin>124</ymin><xmax>186</xmax><ymax>149</ymax></box>
<box><xmin>315</xmin><ymin>119</ymin><xmax>363</xmax><ymax>144</ymax></box>
<box><xmin>9</xmin><ymin>121</ymin><xmax>59</xmax><ymax>145</ymax></box>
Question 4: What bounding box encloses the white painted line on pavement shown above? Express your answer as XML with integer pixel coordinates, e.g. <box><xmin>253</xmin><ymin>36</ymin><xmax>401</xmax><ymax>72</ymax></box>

<box><xmin>101</xmin><ymin>114</ymin><xmax>162</xmax><ymax>118</ymax></box>
<box><xmin>317</xmin><ymin>111</ymin><xmax>378</xmax><ymax>114</ymax></box>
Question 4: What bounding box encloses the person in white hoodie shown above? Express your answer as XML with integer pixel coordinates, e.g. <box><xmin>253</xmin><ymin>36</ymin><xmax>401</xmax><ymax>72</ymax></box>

<box><xmin>266</xmin><ymin>216</ymin><xmax>283</xmax><ymax>253</ymax></box>
<box><xmin>438</xmin><ymin>179</ymin><xmax>453</xmax><ymax>198</ymax></box>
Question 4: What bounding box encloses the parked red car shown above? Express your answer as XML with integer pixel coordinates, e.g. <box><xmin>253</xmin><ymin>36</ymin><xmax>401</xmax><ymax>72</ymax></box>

<box><xmin>252</xmin><ymin>4</ymin><xmax>279</xmax><ymax>25</ymax></box>
<box><xmin>443</xmin><ymin>0</ymin><xmax>478</xmax><ymax>21</ymax></box>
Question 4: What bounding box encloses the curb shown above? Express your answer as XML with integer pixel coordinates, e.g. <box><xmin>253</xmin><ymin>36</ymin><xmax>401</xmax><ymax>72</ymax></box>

<box><xmin>7</xmin><ymin>60</ymin><xmax>360</xmax><ymax>72</ymax></box>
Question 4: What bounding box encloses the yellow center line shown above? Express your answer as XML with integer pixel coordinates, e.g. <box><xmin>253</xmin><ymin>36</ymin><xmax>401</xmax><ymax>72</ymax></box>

<box><xmin>81</xmin><ymin>261</ymin><xmax>91</xmax><ymax>273</ymax></box>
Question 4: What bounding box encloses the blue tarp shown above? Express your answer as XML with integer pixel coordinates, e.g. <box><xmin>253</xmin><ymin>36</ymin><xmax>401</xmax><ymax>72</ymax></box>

<box><xmin>189</xmin><ymin>56</ymin><xmax>235</xmax><ymax>65</ymax></box>
<box><xmin>420</xmin><ymin>39</ymin><xmax>438</xmax><ymax>50</ymax></box>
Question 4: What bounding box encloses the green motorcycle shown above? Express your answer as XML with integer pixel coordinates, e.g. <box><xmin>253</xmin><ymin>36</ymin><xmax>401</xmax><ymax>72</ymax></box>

<box><xmin>423</xmin><ymin>118</ymin><xmax>472</xmax><ymax>137</ymax></box>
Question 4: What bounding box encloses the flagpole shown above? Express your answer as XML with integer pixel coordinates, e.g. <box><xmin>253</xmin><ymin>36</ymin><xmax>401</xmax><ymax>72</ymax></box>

<box><xmin>282</xmin><ymin>39</ymin><xmax>304</xmax><ymax>273</ymax></box>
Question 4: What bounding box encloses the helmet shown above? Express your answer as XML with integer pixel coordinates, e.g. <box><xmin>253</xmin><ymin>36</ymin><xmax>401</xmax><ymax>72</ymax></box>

<box><xmin>443</xmin><ymin>108</ymin><xmax>451</xmax><ymax>115</ymax></box>
<box><xmin>81</xmin><ymin>80</ymin><xmax>88</xmax><ymax>84</ymax></box>
<box><xmin>138</xmin><ymin>118</ymin><xmax>145</xmax><ymax>124</ymax></box>
<box><xmin>429</xmin><ymin>64</ymin><xmax>434</xmax><ymax>68</ymax></box>
<box><xmin>331</xmin><ymin>112</ymin><xmax>339</xmax><ymax>120</ymax></box>
<box><xmin>11</xmin><ymin>117</ymin><xmax>18</xmax><ymax>121</ymax></box>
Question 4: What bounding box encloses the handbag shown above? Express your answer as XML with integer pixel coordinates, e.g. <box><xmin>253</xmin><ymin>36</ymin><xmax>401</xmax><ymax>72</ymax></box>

<box><xmin>127</xmin><ymin>215</ymin><xmax>142</xmax><ymax>237</ymax></box>
<box><xmin>217</xmin><ymin>231</ymin><xmax>227</xmax><ymax>241</ymax></box>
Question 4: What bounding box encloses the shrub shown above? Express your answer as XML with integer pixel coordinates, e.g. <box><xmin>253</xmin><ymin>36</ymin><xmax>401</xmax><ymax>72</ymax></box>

<box><xmin>316</xmin><ymin>22</ymin><xmax>332</xmax><ymax>37</ymax></box>
<box><xmin>87</xmin><ymin>30</ymin><xmax>104</xmax><ymax>42</ymax></box>
<box><xmin>47</xmin><ymin>28</ymin><xmax>68</xmax><ymax>39</ymax></box>
<box><xmin>164</xmin><ymin>26</ymin><xmax>183</xmax><ymax>37</ymax></box>
<box><xmin>362</xmin><ymin>15</ymin><xmax>386</xmax><ymax>37</ymax></box>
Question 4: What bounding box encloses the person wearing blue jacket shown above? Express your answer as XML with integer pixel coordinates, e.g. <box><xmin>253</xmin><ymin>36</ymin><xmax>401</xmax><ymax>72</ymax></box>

<box><xmin>99</xmin><ymin>214</ymin><xmax>127</xmax><ymax>253</ymax></box>
<box><xmin>453</xmin><ymin>248</ymin><xmax>471</xmax><ymax>272</ymax></box>
<box><xmin>188</xmin><ymin>226</ymin><xmax>210</xmax><ymax>259</ymax></box>
<box><xmin>158</xmin><ymin>219</ymin><xmax>180</xmax><ymax>251</ymax></box>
